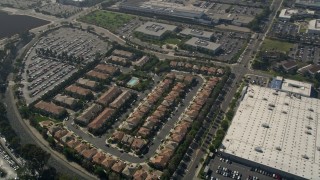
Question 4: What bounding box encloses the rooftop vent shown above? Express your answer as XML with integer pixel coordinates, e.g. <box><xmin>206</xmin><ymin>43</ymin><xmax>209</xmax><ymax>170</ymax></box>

<box><xmin>307</xmin><ymin>116</ymin><xmax>313</xmax><ymax>120</ymax></box>
<box><xmin>268</xmin><ymin>104</ymin><xmax>275</xmax><ymax>107</ymax></box>
<box><xmin>254</xmin><ymin>147</ymin><xmax>263</xmax><ymax>153</ymax></box>
<box><xmin>302</xmin><ymin>155</ymin><xmax>309</xmax><ymax>159</ymax></box>
<box><xmin>305</xmin><ymin>125</ymin><xmax>312</xmax><ymax>130</ymax></box>
<box><xmin>262</xmin><ymin>123</ymin><xmax>270</xmax><ymax>128</ymax></box>
<box><xmin>195</xmin><ymin>40</ymin><xmax>209</xmax><ymax>47</ymax></box>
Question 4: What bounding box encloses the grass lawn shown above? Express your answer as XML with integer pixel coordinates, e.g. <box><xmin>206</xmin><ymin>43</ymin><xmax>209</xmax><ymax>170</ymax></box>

<box><xmin>34</xmin><ymin>114</ymin><xmax>57</xmax><ymax>123</ymax></box>
<box><xmin>299</xmin><ymin>25</ymin><xmax>307</xmax><ymax>33</ymax></box>
<box><xmin>164</xmin><ymin>38</ymin><xmax>182</xmax><ymax>45</ymax></box>
<box><xmin>78</xmin><ymin>10</ymin><xmax>135</xmax><ymax>32</ymax></box>
<box><xmin>261</xmin><ymin>38</ymin><xmax>294</xmax><ymax>53</ymax></box>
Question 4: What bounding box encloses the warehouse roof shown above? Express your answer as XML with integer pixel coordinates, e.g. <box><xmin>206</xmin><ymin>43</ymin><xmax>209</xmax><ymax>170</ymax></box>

<box><xmin>185</xmin><ymin>37</ymin><xmax>221</xmax><ymax>51</ymax></box>
<box><xmin>281</xmin><ymin>78</ymin><xmax>312</xmax><ymax>97</ymax></box>
<box><xmin>180</xmin><ymin>28</ymin><xmax>213</xmax><ymax>40</ymax></box>
<box><xmin>135</xmin><ymin>22</ymin><xmax>177</xmax><ymax>37</ymax></box>
<box><xmin>221</xmin><ymin>85</ymin><xmax>320</xmax><ymax>179</ymax></box>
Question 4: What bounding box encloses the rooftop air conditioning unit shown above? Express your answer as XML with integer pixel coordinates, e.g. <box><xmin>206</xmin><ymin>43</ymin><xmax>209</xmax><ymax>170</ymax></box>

<box><xmin>305</xmin><ymin>131</ymin><xmax>312</xmax><ymax>135</ymax></box>
<box><xmin>254</xmin><ymin>147</ymin><xmax>263</xmax><ymax>153</ymax></box>
<box><xmin>302</xmin><ymin>155</ymin><xmax>309</xmax><ymax>159</ymax></box>
<box><xmin>275</xmin><ymin>147</ymin><xmax>281</xmax><ymax>151</ymax></box>
<box><xmin>262</xmin><ymin>123</ymin><xmax>270</xmax><ymax>128</ymax></box>
<box><xmin>268</xmin><ymin>104</ymin><xmax>275</xmax><ymax>107</ymax></box>
<box><xmin>305</xmin><ymin>125</ymin><xmax>312</xmax><ymax>130</ymax></box>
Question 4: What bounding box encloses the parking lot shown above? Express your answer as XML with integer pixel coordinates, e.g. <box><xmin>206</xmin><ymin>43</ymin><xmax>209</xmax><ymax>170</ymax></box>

<box><xmin>245</xmin><ymin>75</ymin><xmax>269</xmax><ymax>87</ymax></box>
<box><xmin>35</xmin><ymin>3</ymin><xmax>82</xmax><ymax>18</ymax></box>
<box><xmin>209</xmin><ymin>0</ymin><xmax>271</xmax><ymax>8</ymax></box>
<box><xmin>206</xmin><ymin>155</ymin><xmax>276</xmax><ymax>180</ymax></box>
<box><xmin>0</xmin><ymin>0</ymin><xmax>41</xmax><ymax>9</ymax></box>
<box><xmin>215</xmin><ymin>31</ymin><xmax>249</xmax><ymax>62</ymax></box>
<box><xmin>269</xmin><ymin>21</ymin><xmax>299</xmax><ymax>39</ymax></box>
<box><xmin>289</xmin><ymin>44</ymin><xmax>320</xmax><ymax>64</ymax></box>
<box><xmin>21</xmin><ymin>27</ymin><xmax>111</xmax><ymax>104</ymax></box>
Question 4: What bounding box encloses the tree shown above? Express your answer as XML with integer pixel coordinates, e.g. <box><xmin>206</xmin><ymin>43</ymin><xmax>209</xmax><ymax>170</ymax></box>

<box><xmin>94</xmin><ymin>166</ymin><xmax>107</xmax><ymax>179</ymax></box>
<box><xmin>160</xmin><ymin>169</ymin><xmax>171</xmax><ymax>180</ymax></box>
<box><xmin>221</xmin><ymin>120</ymin><xmax>229</xmax><ymax>131</ymax></box>
<box><xmin>20</xmin><ymin>144</ymin><xmax>51</xmax><ymax>174</ymax></box>
<box><xmin>39</xmin><ymin>166</ymin><xmax>57</xmax><ymax>180</ymax></box>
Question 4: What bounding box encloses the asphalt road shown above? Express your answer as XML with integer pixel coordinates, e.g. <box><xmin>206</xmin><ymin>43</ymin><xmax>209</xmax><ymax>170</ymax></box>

<box><xmin>3</xmin><ymin>80</ymin><xmax>97</xmax><ymax>180</ymax></box>
<box><xmin>180</xmin><ymin>0</ymin><xmax>284</xmax><ymax>179</ymax></box>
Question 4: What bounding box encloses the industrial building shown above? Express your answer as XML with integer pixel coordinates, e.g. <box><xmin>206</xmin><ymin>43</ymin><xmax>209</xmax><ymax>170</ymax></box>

<box><xmin>295</xmin><ymin>0</ymin><xmax>320</xmax><ymax>9</ymax></box>
<box><xmin>57</xmin><ymin>0</ymin><xmax>85</xmax><ymax>6</ymax></box>
<box><xmin>308</xmin><ymin>19</ymin><xmax>320</xmax><ymax>34</ymax></box>
<box><xmin>278</xmin><ymin>9</ymin><xmax>299</xmax><ymax>20</ymax></box>
<box><xmin>119</xmin><ymin>0</ymin><xmax>211</xmax><ymax>25</ymax></box>
<box><xmin>220</xmin><ymin>85</ymin><xmax>320</xmax><ymax>180</ymax></box>
<box><xmin>184</xmin><ymin>37</ymin><xmax>221</xmax><ymax>54</ymax></box>
<box><xmin>278</xmin><ymin>9</ymin><xmax>314</xmax><ymax>20</ymax></box>
<box><xmin>269</xmin><ymin>76</ymin><xmax>312</xmax><ymax>97</ymax></box>
<box><xmin>135</xmin><ymin>22</ymin><xmax>177</xmax><ymax>40</ymax></box>
<box><xmin>180</xmin><ymin>28</ymin><xmax>214</xmax><ymax>40</ymax></box>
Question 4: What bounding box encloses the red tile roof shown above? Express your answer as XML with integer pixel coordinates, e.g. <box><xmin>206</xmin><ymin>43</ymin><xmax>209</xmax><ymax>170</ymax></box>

<box><xmin>88</xmin><ymin>108</ymin><xmax>115</xmax><ymax>130</ymax></box>
<box><xmin>95</xmin><ymin>64</ymin><xmax>119</xmax><ymax>75</ymax></box>
<box><xmin>92</xmin><ymin>152</ymin><xmax>106</xmax><ymax>164</ymax></box>
<box><xmin>86</xmin><ymin>70</ymin><xmax>110</xmax><ymax>80</ymax></box>
<box><xmin>111</xmin><ymin>160</ymin><xmax>126</xmax><ymax>173</ymax></box>
<box><xmin>65</xmin><ymin>85</ymin><xmax>92</xmax><ymax>96</ymax></box>
<box><xmin>34</xmin><ymin>101</ymin><xmax>65</xmax><ymax>116</ymax></box>
<box><xmin>97</xmin><ymin>86</ymin><xmax>122</xmax><ymax>106</ymax></box>
<box><xmin>81</xmin><ymin>148</ymin><xmax>97</xmax><ymax>159</ymax></box>
<box><xmin>101</xmin><ymin>155</ymin><xmax>116</xmax><ymax>169</ymax></box>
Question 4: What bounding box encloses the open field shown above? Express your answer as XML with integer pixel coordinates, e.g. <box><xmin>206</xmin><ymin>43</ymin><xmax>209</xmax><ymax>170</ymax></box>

<box><xmin>78</xmin><ymin>10</ymin><xmax>135</xmax><ymax>32</ymax></box>
<box><xmin>261</xmin><ymin>38</ymin><xmax>294</xmax><ymax>53</ymax></box>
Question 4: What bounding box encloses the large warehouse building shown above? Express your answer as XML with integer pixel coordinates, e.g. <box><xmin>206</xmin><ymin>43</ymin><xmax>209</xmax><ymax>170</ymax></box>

<box><xmin>220</xmin><ymin>85</ymin><xmax>320</xmax><ymax>179</ymax></box>
<box><xmin>184</xmin><ymin>37</ymin><xmax>221</xmax><ymax>54</ymax></box>
<box><xmin>308</xmin><ymin>19</ymin><xmax>320</xmax><ymax>34</ymax></box>
<box><xmin>119</xmin><ymin>0</ymin><xmax>211</xmax><ymax>25</ymax></box>
<box><xmin>135</xmin><ymin>21</ymin><xmax>177</xmax><ymax>40</ymax></box>
<box><xmin>295</xmin><ymin>0</ymin><xmax>320</xmax><ymax>9</ymax></box>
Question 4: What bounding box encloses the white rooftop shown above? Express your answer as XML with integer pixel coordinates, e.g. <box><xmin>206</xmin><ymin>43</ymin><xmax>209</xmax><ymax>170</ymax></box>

<box><xmin>221</xmin><ymin>85</ymin><xmax>320</xmax><ymax>179</ymax></box>
<box><xmin>279</xmin><ymin>9</ymin><xmax>298</xmax><ymax>19</ymax></box>
<box><xmin>185</xmin><ymin>37</ymin><xmax>221</xmax><ymax>51</ymax></box>
<box><xmin>281</xmin><ymin>78</ymin><xmax>312</xmax><ymax>97</ymax></box>
<box><xmin>135</xmin><ymin>21</ymin><xmax>177</xmax><ymax>37</ymax></box>
<box><xmin>308</xmin><ymin>19</ymin><xmax>320</xmax><ymax>32</ymax></box>
<box><xmin>180</xmin><ymin>28</ymin><xmax>213</xmax><ymax>40</ymax></box>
